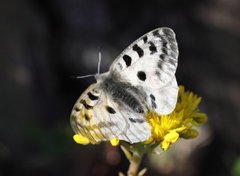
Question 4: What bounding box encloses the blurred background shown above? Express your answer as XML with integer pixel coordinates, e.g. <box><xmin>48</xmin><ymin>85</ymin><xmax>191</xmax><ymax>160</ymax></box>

<box><xmin>1</xmin><ymin>0</ymin><xmax>240</xmax><ymax>175</ymax></box>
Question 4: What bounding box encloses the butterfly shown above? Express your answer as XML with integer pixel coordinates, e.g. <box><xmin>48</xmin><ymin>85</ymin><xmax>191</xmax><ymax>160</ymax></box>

<box><xmin>70</xmin><ymin>27</ymin><xmax>179</xmax><ymax>144</ymax></box>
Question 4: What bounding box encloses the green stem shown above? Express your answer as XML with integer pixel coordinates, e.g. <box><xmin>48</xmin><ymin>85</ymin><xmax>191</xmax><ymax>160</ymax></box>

<box><xmin>127</xmin><ymin>152</ymin><xmax>143</xmax><ymax>176</ymax></box>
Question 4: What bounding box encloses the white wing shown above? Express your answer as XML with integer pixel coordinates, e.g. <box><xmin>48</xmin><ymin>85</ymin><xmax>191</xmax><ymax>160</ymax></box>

<box><xmin>70</xmin><ymin>83</ymin><xmax>151</xmax><ymax>144</ymax></box>
<box><xmin>110</xmin><ymin>27</ymin><xmax>178</xmax><ymax>89</ymax></box>
<box><xmin>146</xmin><ymin>77</ymin><xmax>178</xmax><ymax>114</ymax></box>
<box><xmin>110</xmin><ymin>27</ymin><xmax>179</xmax><ymax>114</ymax></box>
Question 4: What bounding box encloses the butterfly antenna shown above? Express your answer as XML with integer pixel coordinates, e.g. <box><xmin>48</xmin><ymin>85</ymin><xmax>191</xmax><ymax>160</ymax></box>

<box><xmin>97</xmin><ymin>50</ymin><xmax>101</xmax><ymax>75</ymax></box>
<box><xmin>71</xmin><ymin>74</ymin><xmax>95</xmax><ymax>79</ymax></box>
<box><xmin>72</xmin><ymin>50</ymin><xmax>102</xmax><ymax>80</ymax></box>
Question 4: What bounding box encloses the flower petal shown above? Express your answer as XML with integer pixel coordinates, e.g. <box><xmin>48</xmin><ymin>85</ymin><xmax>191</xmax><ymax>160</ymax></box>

<box><xmin>73</xmin><ymin>134</ymin><xmax>90</xmax><ymax>145</ymax></box>
<box><xmin>164</xmin><ymin>131</ymin><xmax>179</xmax><ymax>143</ymax></box>
<box><xmin>110</xmin><ymin>138</ymin><xmax>120</xmax><ymax>146</ymax></box>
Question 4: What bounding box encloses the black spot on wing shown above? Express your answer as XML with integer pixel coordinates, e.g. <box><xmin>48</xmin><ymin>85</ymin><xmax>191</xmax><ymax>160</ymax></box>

<box><xmin>152</xmin><ymin>30</ymin><xmax>161</xmax><ymax>37</ymax></box>
<box><xmin>158</xmin><ymin>59</ymin><xmax>163</xmax><ymax>70</ymax></box>
<box><xmin>137</xmin><ymin>71</ymin><xmax>146</xmax><ymax>81</ymax></box>
<box><xmin>148</xmin><ymin>41</ymin><xmax>157</xmax><ymax>54</ymax></box>
<box><xmin>162</xmin><ymin>48</ymin><xmax>168</xmax><ymax>55</ymax></box>
<box><xmin>129</xmin><ymin>118</ymin><xmax>136</xmax><ymax>123</ymax></box>
<box><xmin>150</xmin><ymin>94</ymin><xmax>157</xmax><ymax>109</ymax></box>
<box><xmin>162</xmin><ymin>42</ymin><xmax>169</xmax><ymax>48</ymax></box>
<box><xmin>132</xmin><ymin>44</ymin><xmax>144</xmax><ymax>57</ymax></box>
<box><xmin>87</xmin><ymin>92</ymin><xmax>99</xmax><ymax>100</ymax></box>
<box><xmin>156</xmin><ymin>71</ymin><xmax>160</xmax><ymax>78</ymax></box>
<box><xmin>152</xmin><ymin>101</ymin><xmax>157</xmax><ymax>109</ymax></box>
<box><xmin>143</xmin><ymin>36</ymin><xmax>148</xmax><ymax>43</ymax></box>
<box><xmin>123</xmin><ymin>55</ymin><xmax>132</xmax><ymax>67</ymax></box>
<box><xmin>160</xmin><ymin>54</ymin><xmax>170</xmax><ymax>62</ymax></box>
<box><xmin>105</xmin><ymin>106</ymin><xmax>116</xmax><ymax>114</ymax></box>
<box><xmin>84</xmin><ymin>114</ymin><xmax>91</xmax><ymax>121</ymax></box>
<box><xmin>150</xmin><ymin>94</ymin><xmax>156</xmax><ymax>101</ymax></box>
<box><xmin>129</xmin><ymin>118</ymin><xmax>145</xmax><ymax>123</ymax></box>
<box><xmin>80</xmin><ymin>99</ymin><xmax>93</xmax><ymax>110</ymax></box>
<box><xmin>159</xmin><ymin>54</ymin><xmax>165</xmax><ymax>60</ymax></box>
<box><xmin>74</xmin><ymin>106</ymin><xmax>80</xmax><ymax>112</ymax></box>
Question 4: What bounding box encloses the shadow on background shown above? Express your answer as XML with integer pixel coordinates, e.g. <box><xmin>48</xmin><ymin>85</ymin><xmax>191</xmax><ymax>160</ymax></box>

<box><xmin>1</xmin><ymin>0</ymin><xmax>240</xmax><ymax>175</ymax></box>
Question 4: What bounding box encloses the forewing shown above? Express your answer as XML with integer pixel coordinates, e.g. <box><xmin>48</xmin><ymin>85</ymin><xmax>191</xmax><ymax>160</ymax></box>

<box><xmin>110</xmin><ymin>27</ymin><xmax>178</xmax><ymax>89</ymax></box>
<box><xmin>109</xmin><ymin>27</ymin><xmax>179</xmax><ymax>115</ymax></box>
<box><xmin>70</xmin><ymin>83</ymin><xmax>151</xmax><ymax>144</ymax></box>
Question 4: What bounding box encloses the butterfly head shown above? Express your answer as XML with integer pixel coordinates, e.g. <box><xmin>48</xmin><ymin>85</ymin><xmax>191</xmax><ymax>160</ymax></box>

<box><xmin>94</xmin><ymin>72</ymin><xmax>109</xmax><ymax>83</ymax></box>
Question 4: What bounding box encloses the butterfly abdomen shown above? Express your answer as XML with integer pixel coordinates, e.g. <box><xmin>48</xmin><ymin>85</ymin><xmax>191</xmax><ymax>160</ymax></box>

<box><xmin>102</xmin><ymin>77</ymin><xmax>146</xmax><ymax>114</ymax></box>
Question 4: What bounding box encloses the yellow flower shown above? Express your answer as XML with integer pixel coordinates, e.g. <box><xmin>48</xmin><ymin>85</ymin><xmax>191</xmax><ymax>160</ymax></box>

<box><xmin>110</xmin><ymin>138</ymin><xmax>120</xmax><ymax>146</ymax></box>
<box><xmin>72</xmin><ymin>86</ymin><xmax>207</xmax><ymax>150</ymax></box>
<box><xmin>146</xmin><ymin>86</ymin><xmax>208</xmax><ymax>151</ymax></box>
<box><xmin>73</xmin><ymin>134</ymin><xmax>90</xmax><ymax>145</ymax></box>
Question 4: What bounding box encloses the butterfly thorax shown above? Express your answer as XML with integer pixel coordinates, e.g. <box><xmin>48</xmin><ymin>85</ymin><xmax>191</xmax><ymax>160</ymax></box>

<box><xmin>99</xmin><ymin>72</ymin><xmax>148</xmax><ymax>114</ymax></box>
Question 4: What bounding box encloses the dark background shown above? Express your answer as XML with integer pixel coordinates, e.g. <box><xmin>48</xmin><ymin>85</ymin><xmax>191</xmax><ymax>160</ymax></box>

<box><xmin>1</xmin><ymin>0</ymin><xmax>240</xmax><ymax>175</ymax></box>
